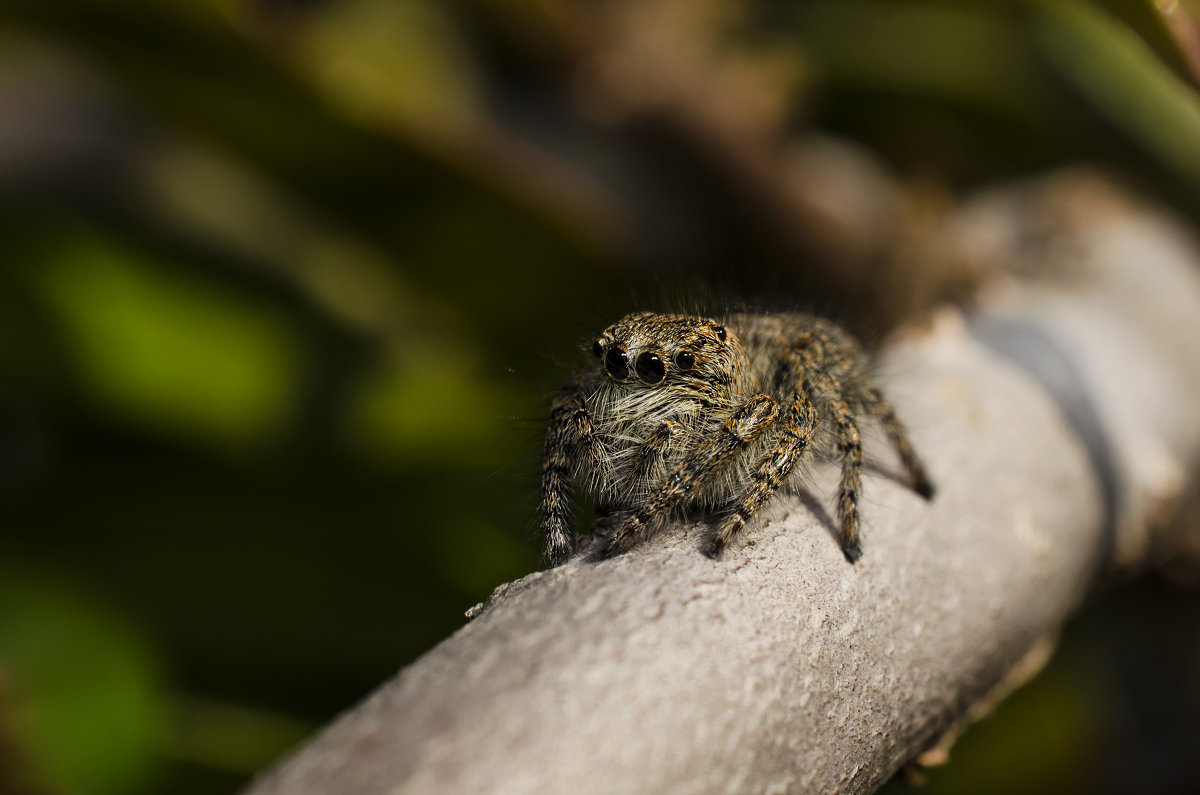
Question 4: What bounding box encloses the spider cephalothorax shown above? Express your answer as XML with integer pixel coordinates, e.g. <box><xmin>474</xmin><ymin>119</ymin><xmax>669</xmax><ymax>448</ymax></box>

<box><xmin>540</xmin><ymin>311</ymin><xmax>934</xmax><ymax>565</ymax></box>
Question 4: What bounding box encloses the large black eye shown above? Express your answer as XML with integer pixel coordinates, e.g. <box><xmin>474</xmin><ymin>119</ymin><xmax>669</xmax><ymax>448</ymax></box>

<box><xmin>605</xmin><ymin>347</ymin><xmax>630</xmax><ymax>379</ymax></box>
<box><xmin>714</xmin><ymin>326</ymin><xmax>727</xmax><ymax>342</ymax></box>
<box><xmin>592</xmin><ymin>339</ymin><xmax>604</xmax><ymax>358</ymax></box>
<box><xmin>636</xmin><ymin>352</ymin><xmax>665</xmax><ymax>383</ymax></box>
<box><xmin>673</xmin><ymin>350</ymin><xmax>695</xmax><ymax>371</ymax></box>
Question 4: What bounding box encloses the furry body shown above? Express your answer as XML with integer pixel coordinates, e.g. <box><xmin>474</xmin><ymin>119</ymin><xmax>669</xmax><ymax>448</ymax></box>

<box><xmin>541</xmin><ymin>311</ymin><xmax>934</xmax><ymax>565</ymax></box>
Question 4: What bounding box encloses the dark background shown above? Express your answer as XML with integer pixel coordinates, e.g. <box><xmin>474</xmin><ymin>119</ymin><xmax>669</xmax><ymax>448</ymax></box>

<box><xmin>3</xmin><ymin>1</ymin><xmax>1200</xmax><ymax>793</ymax></box>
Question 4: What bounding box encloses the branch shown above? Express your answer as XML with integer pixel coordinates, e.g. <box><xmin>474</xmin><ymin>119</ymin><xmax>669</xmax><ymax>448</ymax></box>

<box><xmin>244</xmin><ymin>172</ymin><xmax>1200</xmax><ymax>793</ymax></box>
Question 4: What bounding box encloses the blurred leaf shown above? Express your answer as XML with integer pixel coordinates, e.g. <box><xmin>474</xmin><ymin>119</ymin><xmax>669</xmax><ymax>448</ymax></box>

<box><xmin>0</xmin><ymin>567</ymin><xmax>166</xmax><ymax>795</ymax></box>
<box><xmin>289</xmin><ymin>0</ymin><xmax>482</xmax><ymax>136</ymax></box>
<box><xmin>142</xmin><ymin>139</ymin><xmax>475</xmax><ymax>347</ymax></box>
<box><xmin>28</xmin><ymin>228</ymin><xmax>301</xmax><ymax>451</ymax></box>
<box><xmin>1033</xmin><ymin>0</ymin><xmax>1200</xmax><ymax>184</ymax></box>
<box><xmin>344</xmin><ymin>348</ymin><xmax>523</xmax><ymax>465</ymax></box>
<box><xmin>791</xmin><ymin>2</ymin><xmax>1053</xmax><ymax>126</ymax></box>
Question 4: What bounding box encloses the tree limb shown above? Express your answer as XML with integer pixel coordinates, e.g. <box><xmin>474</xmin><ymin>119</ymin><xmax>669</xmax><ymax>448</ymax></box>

<box><xmin>244</xmin><ymin>172</ymin><xmax>1200</xmax><ymax>794</ymax></box>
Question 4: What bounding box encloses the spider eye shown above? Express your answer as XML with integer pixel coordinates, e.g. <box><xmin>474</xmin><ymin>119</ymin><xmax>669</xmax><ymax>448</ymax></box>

<box><xmin>605</xmin><ymin>347</ymin><xmax>630</xmax><ymax>379</ymax></box>
<box><xmin>673</xmin><ymin>350</ymin><xmax>695</xmax><ymax>371</ymax></box>
<box><xmin>636</xmin><ymin>352</ymin><xmax>665</xmax><ymax>383</ymax></box>
<box><xmin>592</xmin><ymin>339</ymin><xmax>604</xmax><ymax>358</ymax></box>
<box><xmin>714</xmin><ymin>326</ymin><xmax>727</xmax><ymax>342</ymax></box>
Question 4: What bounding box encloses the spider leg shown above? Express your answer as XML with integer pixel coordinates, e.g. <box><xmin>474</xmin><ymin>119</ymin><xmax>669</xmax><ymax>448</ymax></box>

<box><xmin>541</xmin><ymin>375</ymin><xmax>602</xmax><ymax>565</ymax></box>
<box><xmin>860</xmin><ymin>384</ymin><xmax>935</xmax><ymax>500</ymax></box>
<box><xmin>586</xmin><ymin>421</ymin><xmax>677</xmax><ymax>546</ymax></box>
<box><xmin>706</xmin><ymin>391</ymin><xmax>817</xmax><ymax>558</ymax></box>
<box><xmin>811</xmin><ymin>373</ymin><xmax>865</xmax><ymax>562</ymax></box>
<box><xmin>633</xmin><ymin>420</ymin><xmax>679</xmax><ymax>489</ymax></box>
<box><xmin>603</xmin><ymin>394</ymin><xmax>779</xmax><ymax>557</ymax></box>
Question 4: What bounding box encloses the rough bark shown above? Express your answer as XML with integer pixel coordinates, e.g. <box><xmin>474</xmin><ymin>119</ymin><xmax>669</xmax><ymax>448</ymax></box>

<box><xmin>245</xmin><ymin>173</ymin><xmax>1200</xmax><ymax>794</ymax></box>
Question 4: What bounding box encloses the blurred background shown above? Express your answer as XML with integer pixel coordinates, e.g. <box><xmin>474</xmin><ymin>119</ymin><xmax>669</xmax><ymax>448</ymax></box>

<box><xmin>4</xmin><ymin>0</ymin><xmax>1200</xmax><ymax>793</ymax></box>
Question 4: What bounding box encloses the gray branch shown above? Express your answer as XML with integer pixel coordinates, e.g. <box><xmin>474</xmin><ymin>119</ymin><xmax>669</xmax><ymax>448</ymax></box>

<box><xmin>245</xmin><ymin>173</ymin><xmax>1200</xmax><ymax>794</ymax></box>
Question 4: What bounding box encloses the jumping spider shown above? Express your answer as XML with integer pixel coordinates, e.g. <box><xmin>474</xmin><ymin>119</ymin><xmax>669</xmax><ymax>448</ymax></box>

<box><xmin>541</xmin><ymin>311</ymin><xmax>935</xmax><ymax>565</ymax></box>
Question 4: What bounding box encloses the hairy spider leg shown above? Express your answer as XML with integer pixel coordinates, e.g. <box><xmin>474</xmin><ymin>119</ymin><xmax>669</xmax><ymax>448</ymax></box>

<box><xmin>860</xmin><ymin>384</ymin><xmax>936</xmax><ymax>500</ymax></box>
<box><xmin>604</xmin><ymin>394</ymin><xmax>780</xmax><ymax>556</ymax></box>
<box><xmin>706</xmin><ymin>391</ymin><xmax>818</xmax><ymax>558</ymax></box>
<box><xmin>541</xmin><ymin>375</ymin><xmax>603</xmax><ymax>565</ymax></box>
<box><xmin>633</xmin><ymin>420</ymin><xmax>679</xmax><ymax>486</ymax></box>
<box><xmin>822</xmin><ymin>376</ymin><xmax>865</xmax><ymax>562</ymax></box>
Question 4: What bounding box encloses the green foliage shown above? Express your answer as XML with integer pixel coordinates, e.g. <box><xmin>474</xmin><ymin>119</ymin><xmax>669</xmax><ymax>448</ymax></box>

<box><xmin>1033</xmin><ymin>0</ymin><xmax>1200</xmax><ymax>184</ymax></box>
<box><xmin>0</xmin><ymin>569</ymin><xmax>167</xmax><ymax>795</ymax></box>
<box><xmin>29</xmin><ymin>228</ymin><xmax>301</xmax><ymax>452</ymax></box>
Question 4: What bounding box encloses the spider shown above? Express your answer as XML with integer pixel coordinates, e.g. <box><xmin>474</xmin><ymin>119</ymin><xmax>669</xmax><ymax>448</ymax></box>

<box><xmin>540</xmin><ymin>311</ymin><xmax>935</xmax><ymax>565</ymax></box>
